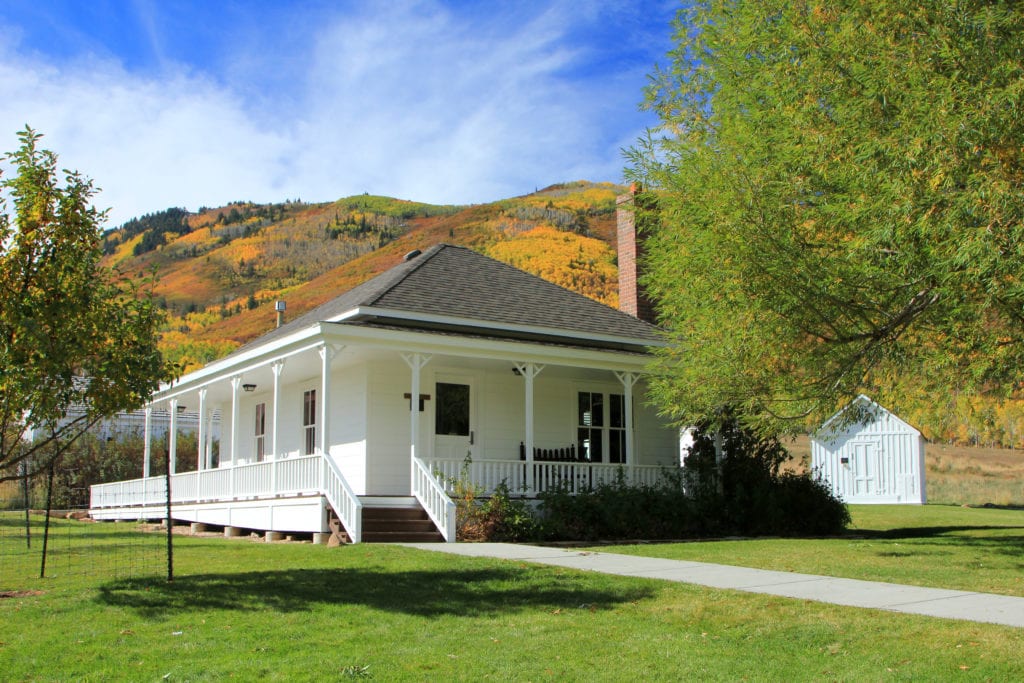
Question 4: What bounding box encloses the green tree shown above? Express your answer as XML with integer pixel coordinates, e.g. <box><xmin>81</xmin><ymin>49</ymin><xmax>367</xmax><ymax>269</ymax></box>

<box><xmin>0</xmin><ymin>128</ymin><xmax>178</xmax><ymax>481</ymax></box>
<box><xmin>627</xmin><ymin>2</ymin><xmax>1024</xmax><ymax>432</ymax></box>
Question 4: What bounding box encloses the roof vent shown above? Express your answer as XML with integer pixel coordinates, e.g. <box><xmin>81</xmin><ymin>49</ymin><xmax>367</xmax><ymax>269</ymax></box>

<box><xmin>403</xmin><ymin>249</ymin><xmax>422</xmax><ymax>262</ymax></box>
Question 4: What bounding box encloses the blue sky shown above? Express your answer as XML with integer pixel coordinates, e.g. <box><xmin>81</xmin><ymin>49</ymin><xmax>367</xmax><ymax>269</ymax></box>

<box><xmin>0</xmin><ymin>1</ymin><xmax>678</xmax><ymax>227</ymax></box>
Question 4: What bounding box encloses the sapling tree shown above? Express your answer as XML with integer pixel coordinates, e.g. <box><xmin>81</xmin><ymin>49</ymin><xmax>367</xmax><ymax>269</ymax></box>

<box><xmin>0</xmin><ymin>127</ymin><xmax>177</xmax><ymax>482</ymax></box>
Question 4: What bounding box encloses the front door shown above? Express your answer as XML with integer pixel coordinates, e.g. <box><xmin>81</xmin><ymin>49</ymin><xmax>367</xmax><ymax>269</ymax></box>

<box><xmin>851</xmin><ymin>442</ymin><xmax>878</xmax><ymax>496</ymax></box>
<box><xmin>433</xmin><ymin>377</ymin><xmax>476</xmax><ymax>460</ymax></box>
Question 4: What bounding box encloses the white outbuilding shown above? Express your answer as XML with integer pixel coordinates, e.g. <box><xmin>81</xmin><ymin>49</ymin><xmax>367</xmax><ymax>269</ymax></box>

<box><xmin>811</xmin><ymin>395</ymin><xmax>926</xmax><ymax>504</ymax></box>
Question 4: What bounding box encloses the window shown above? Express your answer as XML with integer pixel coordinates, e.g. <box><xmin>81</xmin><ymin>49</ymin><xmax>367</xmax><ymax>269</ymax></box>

<box><xmin>254</xmin><ymin>402</ymin><xmax>266</xmax><ymax>461</ymax></box>
<box><xmin>303</xmin><ymin>389</ymin><xmax>316</xmax><ymax>455</ymax></box>
<box><xmin>435</xmin><ymin>382</ymin><xmax>470</xmax><ymax>436</ymax></box>
<box><xmin>577</xmin><ymin>391</ymin><xmax>627</xmax><ymax>463</ymax></box>
<box><xmin>577</xmin><ymin>392</ymin><xmax>604</xmax><ymax>462</ymax></box>
<box><xmin>609</xmin><ymin>394</ymin><xmax>626</xmax><ymax>464</ymax></box>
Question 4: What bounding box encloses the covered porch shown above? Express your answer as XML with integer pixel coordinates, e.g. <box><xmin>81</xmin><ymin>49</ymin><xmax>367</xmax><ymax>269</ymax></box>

<box><xmin>90</xmin><ymin>323</ymin><xmax>678</xmax><ymax>542</ymax></box>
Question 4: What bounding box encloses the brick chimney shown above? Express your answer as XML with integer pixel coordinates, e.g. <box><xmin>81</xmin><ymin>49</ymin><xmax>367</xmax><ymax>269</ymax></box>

<box><xmin>616</xmin><ymin>184</ymin><xmax>656</xmax><ymax>323</ymax></box>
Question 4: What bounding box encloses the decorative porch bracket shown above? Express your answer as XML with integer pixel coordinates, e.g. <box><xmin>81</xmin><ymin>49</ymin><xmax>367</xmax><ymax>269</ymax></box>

<box><xmin>514</xmin><ymin>362</ymin><xmax>545</xmax><ymax>493</ymax></box>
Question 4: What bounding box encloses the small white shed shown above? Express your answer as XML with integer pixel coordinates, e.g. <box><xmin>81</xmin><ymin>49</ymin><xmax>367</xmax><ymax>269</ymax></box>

<box><xmin>811</xmin><ymin>395</ymin><xmax>926</xmax><ymax>504</ymax></box>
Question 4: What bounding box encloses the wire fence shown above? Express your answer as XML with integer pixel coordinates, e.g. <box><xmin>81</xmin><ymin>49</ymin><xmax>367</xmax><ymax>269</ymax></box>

<box><xmin>0</xmin><ymin>506</ymin><xmax>166</xmax><ymax>591</ymax></box>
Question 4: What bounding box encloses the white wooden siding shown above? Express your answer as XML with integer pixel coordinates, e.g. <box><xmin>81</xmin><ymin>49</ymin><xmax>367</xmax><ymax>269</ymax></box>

<box><xmin>634</xmin><ymin>381</ymin><xmax>678</xmax><ymax>467</ymax></box>
<box><xmin>365</xmin><ymin>360</ymin><xmax>419</xmax><ymax>495</ymax></box>
<box><xmin>330</xmin><ymin>363</ymin><xmax>368</xmax><ymax>494</ymax></box>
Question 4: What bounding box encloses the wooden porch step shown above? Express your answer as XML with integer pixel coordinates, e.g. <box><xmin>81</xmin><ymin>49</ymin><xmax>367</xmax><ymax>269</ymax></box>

<box><xmin>361</xmin><ymin>505</ymin><xmax>444</xmax><ymax>543</ymax></box>
<box><xmin>327</xmin><ymin>502</ymin><xmax>445</xmax><ymax>544</ymax></box>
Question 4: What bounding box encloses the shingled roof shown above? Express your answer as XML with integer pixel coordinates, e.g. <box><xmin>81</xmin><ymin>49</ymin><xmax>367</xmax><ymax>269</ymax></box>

<box><xmin>235</xmin><ymin>244</ymin><xmax>661</xmax><ymax>354</ymax></box>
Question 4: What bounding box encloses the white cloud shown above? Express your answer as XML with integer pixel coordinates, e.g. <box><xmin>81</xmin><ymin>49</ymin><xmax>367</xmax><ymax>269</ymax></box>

<box><xmin>0</xmin><ymin>0</ymin><xmax>663</xmax><ymax>227</ymax></box>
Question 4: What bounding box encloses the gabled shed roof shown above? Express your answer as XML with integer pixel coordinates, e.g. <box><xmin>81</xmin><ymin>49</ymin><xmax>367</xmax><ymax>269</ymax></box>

<box><xmin>814</xmin><ymin>394</ymin><xmax>922</xmax><ymax>443</ymax></box>
<box><xmin>233</xmin><ymin>243</ymin><xmax>661</xmax><ymax>356</ymax></box>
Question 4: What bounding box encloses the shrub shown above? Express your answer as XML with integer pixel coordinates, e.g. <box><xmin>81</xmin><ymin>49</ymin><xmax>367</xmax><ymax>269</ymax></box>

<box><xmin>534</xmin><ymin>410</ymin><xmax>850</xmax><ymax>542</ymax></box>
<box><xmin>446</xmin><ymin>458</ymin><xmax>537</xmax><ymax>542</ymax></box>
<box><xmin>536</xmin><ymin>472</ymin><xmax>698</xmax><ymax>542</ymax></box>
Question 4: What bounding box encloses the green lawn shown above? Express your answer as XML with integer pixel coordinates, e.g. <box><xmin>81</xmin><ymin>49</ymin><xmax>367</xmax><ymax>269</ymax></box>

<box><xmin>1</xmin><ymin>511</ymin><xmax>1023</xmax><ymax>680</ymax></box>
<box><xmin>592</xmin><ymin>504</ymin><xmax>1024</xmax><ymax>597</ymax></box>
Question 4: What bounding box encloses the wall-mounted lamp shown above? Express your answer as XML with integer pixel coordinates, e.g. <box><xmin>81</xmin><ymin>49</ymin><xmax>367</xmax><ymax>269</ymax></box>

<box><xmin>176</xmin><ymin>405</ymin><xmax>187</xmax><ymax>413</ymax></box>
<box><xmin>512</xmin><ymin>367</ymin><xmax>522</xmax><ymax>376</ymax></box>
<box><xmin>242</xmin><ymin>383</ymin><xmax>257</xmax><ymax>393</ymax></box>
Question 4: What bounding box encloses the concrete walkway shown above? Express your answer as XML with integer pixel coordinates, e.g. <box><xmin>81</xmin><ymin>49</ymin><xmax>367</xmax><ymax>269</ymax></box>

<box><xmin>404</xmin><ymin>542</ymin><xmax>1024</xmax><ymax>629</ymax></box>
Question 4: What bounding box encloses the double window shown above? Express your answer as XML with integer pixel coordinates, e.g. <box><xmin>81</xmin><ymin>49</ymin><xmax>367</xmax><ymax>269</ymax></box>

<box><xmin>577</xmin><ymin>391</ymin><xmax>627</xmax><ymax>463</ymax></box>
<box><xmin>303</xmin><ymin>389</ymin><xmax>317</xmax><ymax>455</ymax></box>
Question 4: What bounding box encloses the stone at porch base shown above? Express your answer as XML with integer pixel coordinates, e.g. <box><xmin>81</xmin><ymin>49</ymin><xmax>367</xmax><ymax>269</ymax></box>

<box><xmin>265</xmin><ymin>531</ymin><xmax>285</xmax><ymax>543</ymax></box>
<box><xmin>224</xmin><ymin>526</ymin><xmax>245</xmax><ymax>538</ymax></box>
<box><xmin>190</xmin><ymin>522</ymin><xmax>207</xmax><ymax>534</ymax></box>
<box><xmin>313</xmin><ymin>532</ymin><xmax>330</xmax><ymax>545</ymax></box>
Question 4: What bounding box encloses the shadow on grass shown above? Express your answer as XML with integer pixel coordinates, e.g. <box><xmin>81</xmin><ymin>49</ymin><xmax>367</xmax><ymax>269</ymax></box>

<box><xmin>847</xmin><ymin>526</ymin><xmax>1024</xmax><ymax>560</ymax></box>
<box><xmin>97</xmin><ymin>566</ymin><xmax>655</xmax><ymax>619</ymax></box>
<box><xmin>852</xmin><ymin>525</ymin><xmax>1024</xmax><ymax>539</ymax></box>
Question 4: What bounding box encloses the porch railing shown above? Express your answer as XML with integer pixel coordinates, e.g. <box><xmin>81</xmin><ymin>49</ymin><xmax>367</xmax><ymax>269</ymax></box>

<box><xmin>425</xmin><ymin>458</ymin><xmax>669</xmax><ymax>496</ymax></box>
<box><xmin>412</xmin><ymin>457</ymin><xmax>456</xmax><ymax>542</ymax></box>
<box><xmin>89</xmin><ymin>453</ymin><xmax>360</xmax><ymax>540</ymax></box>
<box><xmin>321</xmin><ymin>454</ymin><xmax>362</xmax><ymax>543</ymax></box>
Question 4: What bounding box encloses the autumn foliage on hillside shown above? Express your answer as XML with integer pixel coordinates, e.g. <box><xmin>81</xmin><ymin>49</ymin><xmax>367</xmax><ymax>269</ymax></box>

<box><xmin>102</xmin><ymin>182</ymin><xmax>625</xmax><ymax>372</ymax></box>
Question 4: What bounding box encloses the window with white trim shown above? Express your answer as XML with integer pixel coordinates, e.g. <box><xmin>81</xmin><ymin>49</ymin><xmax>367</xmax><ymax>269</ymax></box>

<box><xmin>254</xmin><ymin>402</ymin><xmax>266</xmax><ymax>461</ymax></box>
<box><xmin>302</xmin><ymin>389</ymin><xmax>317</xmax><ymax>455</ymax></box>
<box><xmin>577</xmin><ymin>391</ymin><xmax>627</xmax><ymax>463</ymax></box>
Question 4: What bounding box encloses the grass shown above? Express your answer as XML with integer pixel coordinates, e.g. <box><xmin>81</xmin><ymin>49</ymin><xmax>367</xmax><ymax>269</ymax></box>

<box><xmin>1</xmin><ymin>513</ymin><xmax>1023</xmax><ymax>680</ymax></box>
<box><xmin>593</xmin><ymin>504</ymin><xmax>1024</xmax><ymax>597</ymax></box>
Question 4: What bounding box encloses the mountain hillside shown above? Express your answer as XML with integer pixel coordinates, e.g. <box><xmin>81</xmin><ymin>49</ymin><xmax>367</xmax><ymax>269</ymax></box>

<box><xmin>103</xmin><ymin>181</ymin><xmax>626</xmax><ymax>372</ymax></box>
<box><xmin>103</xmin><ymin>181</ymin><xmax>1024</xmax><ymax>449</ymax></box>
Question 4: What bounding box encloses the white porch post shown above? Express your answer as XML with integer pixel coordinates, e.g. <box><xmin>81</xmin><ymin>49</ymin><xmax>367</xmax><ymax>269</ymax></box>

<box><xmin>168</xmin><ymin>399</ymin><xmax>178</xmax><ymax>475</ymax></box>
<box><xmin>318</xmin><ymin>346</ymin><xmax>338</xmax><ymax>457</ymax></box>
<box><xmin>515</xmin><ymin>363</ymin><xmax>544</xmax><ymax>493</ymax></box>
<box><xmin>230</xmin><ymin>376</ymin><xmax>242</xmax><ymax>466</ymax></box>
<box><xmin>271</xmin><ymin>361</ymin><xmax>285</xmax><ymax>459</ymax></box>
<box><xmin>230</xmin><ymin>376</ymin><xmax>241</xmax><ymax>499</ymax></box>
<box><xmin>318</xmin><ymin>345</ymin><xmax>342</xmax><ymax>494</ymax></box>
<box><xmin>205</xmin><ymin>406</ymin><xmax>216</xmax><ymax>470</ymax></box>
<box><xmin>402</xmin><ymin>353</ymin><xmax>431</xmax><ymax>484</ymax></box>
<box><xmin>615</xmin><ymin>371</ymin><xmax>640</xmax><ymax>482</ymax></box>
<box><xmin>142</xmin><ymin>406</ymin><xmax>152</xmax><ymax>478</ymax></box>
<box><xmin>196</xmin><ymin>388</ymin><xmax>207</xmax><ymax>471</ymax></box>
<box><xmin>270</xmin><ymin>360</ymin><xmax>285</xmax><ymax>495</ymax></box>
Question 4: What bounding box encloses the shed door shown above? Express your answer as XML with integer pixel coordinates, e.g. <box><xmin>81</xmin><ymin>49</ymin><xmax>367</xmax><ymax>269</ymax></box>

<box><xmin>851</xmin><ymin>442</ymin><xmax>879</xmax><ymax>496</ymax></box>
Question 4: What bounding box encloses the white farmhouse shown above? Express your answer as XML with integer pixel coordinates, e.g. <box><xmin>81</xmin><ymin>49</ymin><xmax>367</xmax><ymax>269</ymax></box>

<box><xmin>811</xmin><ymin>395</ymin><xmax>926</xmax><ymax>505</ymax></box>
<box><xmin>90</xmin><ymin>242</ymin><xmax>680</xmax><ymax>542</ymax></box>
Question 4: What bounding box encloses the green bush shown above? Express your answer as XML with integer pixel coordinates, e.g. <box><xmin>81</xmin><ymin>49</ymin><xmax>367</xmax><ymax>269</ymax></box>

<box><xmin>534</xmin><ymin>411</ymin><xmax>849</xmax><ymax>542</ymax></box>
<box><xmin>536</xmin><ymin>473</ymin><xmax>697</xmax><ymax>542</ymax></box>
